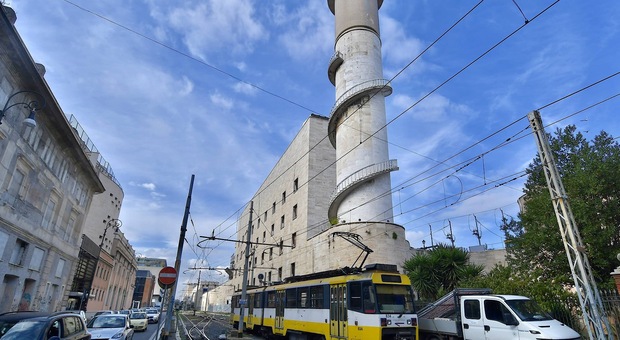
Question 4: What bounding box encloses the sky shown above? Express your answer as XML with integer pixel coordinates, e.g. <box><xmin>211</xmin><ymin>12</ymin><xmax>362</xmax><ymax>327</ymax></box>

<box><xmin>7</xmin><ymin>0</ymin><xmax>620</xmax><ymax>294</ymax></box>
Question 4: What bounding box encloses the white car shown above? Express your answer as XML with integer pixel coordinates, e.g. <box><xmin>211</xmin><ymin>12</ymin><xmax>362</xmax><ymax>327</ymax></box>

<box><xmin>87</xmin><ymin>314</ymin><xmax>134</xmax><ymax>340</ymax></box>
<box><xmin>145</xmin><ymin>308</ymin><xmax>160</xmax><ymax>323</ymax></box>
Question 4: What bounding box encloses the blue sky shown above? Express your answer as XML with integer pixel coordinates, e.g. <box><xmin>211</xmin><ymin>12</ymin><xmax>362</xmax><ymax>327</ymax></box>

<box><xmin>8</xmin><ymin>0</ymin><xmax>620</xmax><ymax>291</ymax></box>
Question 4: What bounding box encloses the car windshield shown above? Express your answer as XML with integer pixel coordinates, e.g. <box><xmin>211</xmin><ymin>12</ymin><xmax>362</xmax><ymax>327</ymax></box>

<box><xmin>1</xmin><ymin>320</ymin><xmax>46</xmax><ymax>340</ymax></box>
<box><xmin>88</xmin><ymin>316</ymin><xmax>126</xmax><ymax>328</ymax></box>
<box><xmin>130</xmin><ymin>313</ymin><xmax>147</xmax><ymax>319</ymax></box>
<box><xmin>505</xmin><ymin>299</ymin><xmax>552</xmax><ymax>321</ymax></box>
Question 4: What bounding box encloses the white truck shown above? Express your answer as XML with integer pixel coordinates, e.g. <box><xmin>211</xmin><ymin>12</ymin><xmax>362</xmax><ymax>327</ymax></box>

<box><xmin>418</xmin><ymin>288</ymin><xmax>581</xmax><ymax>340</ymax></box>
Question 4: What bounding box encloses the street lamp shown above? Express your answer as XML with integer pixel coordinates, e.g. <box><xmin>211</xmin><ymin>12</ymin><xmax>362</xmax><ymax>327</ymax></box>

<box><xmin>81</xmin><ymin>218</ymin><xmax>122</xmax><ymax>310</ymax></box>
<box><xmin>0</xmin><ymin>90</ymin><xmax>46</xmax><ymax>127</ymax></box>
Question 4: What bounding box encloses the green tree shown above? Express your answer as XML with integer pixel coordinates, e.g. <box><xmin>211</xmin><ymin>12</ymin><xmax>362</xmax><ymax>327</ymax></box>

<box><xmin>506</xmin><ymin>125</ymin><xmax>620</xmax><ymax>286</ymax></box>
<box><xmin>403</xmin><ymin>244</ymin><xmax>483</xmax><ymax>300</ymax></box>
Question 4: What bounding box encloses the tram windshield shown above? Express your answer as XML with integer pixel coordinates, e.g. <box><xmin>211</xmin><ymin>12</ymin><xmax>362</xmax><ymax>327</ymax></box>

<box><xmin>349</xmin><ymin>281</ymin><xmax>415</xmax><ymax>314</ymax></box>
<box><xmin>376</xmin><ymin>284</ymin><xmax>415</xmax><ymax>314</ymax></box>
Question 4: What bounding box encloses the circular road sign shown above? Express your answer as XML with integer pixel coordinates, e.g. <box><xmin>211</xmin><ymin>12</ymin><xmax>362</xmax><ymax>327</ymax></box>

<box><xmin>158</xmin><ymin>266</ymin><xmax>178</xmax><ymax>286</ymax></box>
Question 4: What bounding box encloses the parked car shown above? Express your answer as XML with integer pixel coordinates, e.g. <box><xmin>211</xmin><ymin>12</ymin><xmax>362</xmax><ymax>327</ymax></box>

<box><xmin>59</xmin><ymin>310</ymin><xmax>87</xmax><ymax>324</ymax></box>
<box><xmin>0</xmin><ymin>311</ymin><xmax>48</xmax><ymax>337</ymax></box>
<box><xmin>145</xmin><ymin>308</ymin><xmax>160</xmax><ymax>323</ymax></box>
<box><xmin>0</xmin><ymin>312</ymin><xmax>91</xmax><ymax>340</ymax></box>
<box><xmin>128</xmin><ymin>312</ymin><xmax>148</xmax><ymax>332</ymax></box>
<box><xmin>87</xmin><ymin>314</ymin><xmax>134</xmax><ymax>340</ymax></box>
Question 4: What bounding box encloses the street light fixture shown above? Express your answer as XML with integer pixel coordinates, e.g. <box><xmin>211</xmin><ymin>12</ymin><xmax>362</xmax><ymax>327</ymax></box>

<box><xmin>0</xmin><ymin>90</ymin><xmax>46</xmax><ymax>127</ymax></box>
<box><xmin>80</xmin><ymin>218</ymin><xmax>122</xmax><ymax>310</ymax></box>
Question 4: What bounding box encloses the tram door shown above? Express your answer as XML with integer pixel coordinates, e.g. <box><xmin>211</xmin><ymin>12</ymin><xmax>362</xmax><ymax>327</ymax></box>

<box><xmin>330</xmin><ymin>284</ymin><xmax>347</xmax><ymax>339</ymax></box>
<box><xmin>275</xmin><ymin>290</ymin><xmax>285</xmax><ymax>330</ymax></box>
<box><xmin>247</xmin><ymin>294</ymin><xmax>255</xmax><ymax>328</ymax></box>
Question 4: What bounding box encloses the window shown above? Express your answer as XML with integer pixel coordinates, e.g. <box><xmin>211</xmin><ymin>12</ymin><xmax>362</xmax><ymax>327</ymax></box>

<box><xmin>310</xmin><ymin>285</ymin><xmax>325</xmax><ymax>309</ymax></box>
<box><xmin>56</xmin><ymin>259</ymin><xmax>65</xmax><ymax>278</ymax></box>
<box><xmin>278</xmin><ymin>267</ymin><xmax>282</xmax><ymax>281</ymax></box>
<box><xmin>10</xmin><ymin>239</ymin><xmax>28</xmax><ymax>266</ymax></box>
<box><xmin>291</xmin><ymin>262</ymin><xmax>296</xmax><ymax>277</ymax></box>
<box><xmin>7</xmin><ymin>169</ymin><xmax>25</xmax><ymax>202</ymax></box>
<box><xmin>286</xmin><ymin>288</ymin><xmax>297</xmax><ymax>308</ymax></box>
<box><xmin>261</xmin><ymin>253</ymin><xmax>264</xmax><ymax>264</ymax></box>
<box><xmin>292</xmin><ymin>204</ymin><xmax>298</xmax><ymax>220</ymax></box>
<box><xmin>29</xmin><ymin>247</ymin><xmax>45</xmax><ymax>271</ymax></box>
<box><xmin>0</xmin><ymin>230</ymin><xmax>8</xmax><ymax>255</ymax></box>
<box><xmin>263</xmin><ymin>231</ymin><xmax>266</xmax><ymax>242</ymax></box>
<box><xmin>267</xmin><ymin>291</ymin><xmax>276</xmax><ymax>308</ymax></box>
<box><xmin>264</xmin><ymin>211</ymin><xmax>267</xmax><ymax>221</ymax></box>
<box><xmin>280</xmin><ymin>215</ymin><xmax>285</xmax><ymax>229</ymax></box>
<box><xmin>279</xmin><ymin>239</ymin><xmax>283</xmax><ymax>255</ymax></box>
<box><xmin>282</xmin><ymin>191</ymin><xmax>286</xmax><ymax>204</ymax></box>
<box><xmin>271</xmin><ymin>224</ymin><xmax>274</xmax><ymax>235</ymax></box>
<box><xmin>42</xmin><ymin>192</ymin><xmax>60</xmax><ymax>230</ymax></box>
<box><xmin>298</xmin><ymin>287</ymin><xmax>308</xmax><ymax>308</ymax></box>
<box><xmin>293</xmin><ymin>178</ymin><xmax>298</xmax><ymax>192</ymax></box>
<box><xmin>464</xmin><ymin>299</ymin><xmax>481</xmax><ymax>319</ymax></box>
<box><xmin>292</xmin><ymin>233</ymin><xmax>297</xmax><ymax>248</ymax></box>
<box><xmin>269</xmin><ymin>248</ymin><xmax>273</xmax><ymax>260</ymax></box>
<box><xmin>272</xmin><ymin>202</ymin><xmax>276</xmax><ymax>214</ymax></box>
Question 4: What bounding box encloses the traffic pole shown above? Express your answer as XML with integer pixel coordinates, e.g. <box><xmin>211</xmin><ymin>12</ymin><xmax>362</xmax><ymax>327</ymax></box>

<box><xmin>163</xmin><ymin>174</ymin><xmax>194</xmax><ymax>339</ymax></box>
<box><xmin>237</xmin><ymin>201</ymin><xmax>254</xmax><ymax>337</ymax></box>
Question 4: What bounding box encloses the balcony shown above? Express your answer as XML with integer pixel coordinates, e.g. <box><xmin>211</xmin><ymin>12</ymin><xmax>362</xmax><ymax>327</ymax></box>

<box><xmin>328</xmin><ymin>159</ymin><xmax>398</xmax><ymax>223</ymax></box>
<box><xmin>328</xmin><ymin>79</ymin><xmax>392</xmax><ymax>148</ymax></box>
<box><xmin>327</xmin><ymin>51</ymin><xmax>343</xmax><ymax>86</ymax></box>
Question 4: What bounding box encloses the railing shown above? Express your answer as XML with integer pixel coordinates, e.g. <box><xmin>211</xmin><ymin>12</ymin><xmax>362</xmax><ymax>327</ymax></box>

<box><xmin>329</xmin><ymin>79</ymin><xmax>392</xmax><ymax>119</ymax></box>
<box><xmin>328</xmin><ymin>159</ymin><xmax>398</xmax><ymax>222</ymax></box>
<box><xmin>327</xmin><ymin>51</ymin><xmax>343</xmax><ymax>85</ymax></box>
<box><xmin>332</xmin><ymin>159</ymin><xmax>398</xmax><ymax>201</ymax></box>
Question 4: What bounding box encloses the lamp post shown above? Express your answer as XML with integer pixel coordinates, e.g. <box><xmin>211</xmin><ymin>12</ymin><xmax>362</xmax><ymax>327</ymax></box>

<box><xmin>81</xmin><ymin>218</ymin><xmax>122</xmax><ymax>311</ymax></box>
<box><xmin>0</xmin><ymin>90</ymin><xmax>45</xmax><ymax>126</ymax></box>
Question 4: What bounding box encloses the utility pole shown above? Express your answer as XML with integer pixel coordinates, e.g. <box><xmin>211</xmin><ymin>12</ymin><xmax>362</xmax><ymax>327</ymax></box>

<box><xmin>528</xmin><ymin>111</ymin><xmax>610</xmax><ymax>339</ymax></box>
<box><xmin>446</xmin><ymin>220</ymin><xmax>455</xmax><ymax>247</ymax></box>
<box><xmin>163</xmin><ymin>174</ymin><xmax>194</xmax><ymax>339</ymax></box>
<box><xmin>193</xmin><ymin>271</ymin><xmax>201</xmax><ymax>316</ymax></box>
<box><xmin>472</xmin><ymin>215</ymin><xmax>482</xmax><ymax>246</ymax></box>
<box><xmin>237</xmin><ymin>201</ymin><xmax>254</xmax><ymax>337</ymax></box>
<box><xmin>429</xmin><ymin>224</ymin><xmax>434</xmax><ymax>247</ymax></box>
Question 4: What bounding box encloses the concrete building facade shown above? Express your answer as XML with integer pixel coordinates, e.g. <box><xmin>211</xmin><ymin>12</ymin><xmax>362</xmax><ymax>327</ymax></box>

<box><xmin>65</xmin><ymin>115</ymin><xmax>137</xmax><ymax>312</ymax></box>
<box><xmin>136</xmin><ymin>257</ymin><xmax>167</xmax><ymax>307</ymax></box>
<box><xmin>228</xmin><ymin>1</ymin><xmax>413</xmax><ymax>292</ymax></box>
<box><xmin>0</xmin><ymin>4</ymin><xmax>105</xmax><ymax>313</ymax></box>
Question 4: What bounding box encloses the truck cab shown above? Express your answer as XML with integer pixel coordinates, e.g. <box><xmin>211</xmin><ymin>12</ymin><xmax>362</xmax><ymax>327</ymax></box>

<box><xmin>418</xmin><ymin>289</ymin><xmax>580</xmax><ymax>340</ymax></box>
<box><xmin>460</xmin><ymin>294</ymin><xmax>580</xmax><ymax>340</ymax></box>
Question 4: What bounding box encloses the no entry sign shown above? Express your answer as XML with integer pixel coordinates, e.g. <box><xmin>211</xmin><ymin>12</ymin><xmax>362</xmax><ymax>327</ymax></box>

<box><xmin>158</xmin><ymin>266</ymin><xmax>177</xmax><ymax>287</ymax></box>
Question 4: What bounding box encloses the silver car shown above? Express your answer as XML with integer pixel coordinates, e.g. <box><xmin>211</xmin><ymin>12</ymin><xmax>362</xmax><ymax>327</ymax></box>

<box><xmin>87</xmin><ymin>314</ymin><xmax>133</xmax><ymax>340</ymax></box>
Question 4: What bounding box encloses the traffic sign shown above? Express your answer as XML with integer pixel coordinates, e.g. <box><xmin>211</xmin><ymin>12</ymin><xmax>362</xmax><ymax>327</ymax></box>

<box><xmin>158</xmin><ymin>266</ymin><xmax>177</xmax><ymax>286</ymax></box>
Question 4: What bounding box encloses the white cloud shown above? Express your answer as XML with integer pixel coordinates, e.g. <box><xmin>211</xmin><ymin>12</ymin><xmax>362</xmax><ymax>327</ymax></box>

<box><xmin>166</xmin><ymin>0</ymin><xmax>268</xmax><ymax>59</ymax></box>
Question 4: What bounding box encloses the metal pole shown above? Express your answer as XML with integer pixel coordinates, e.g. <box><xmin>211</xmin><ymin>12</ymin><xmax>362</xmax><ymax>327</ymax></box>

<box><xmin>163</xmin><ymin>174</ymin><xmax>194</xmax><ymax>339</ymax></box>
<box><xmin>237</xmin><ymin>201</ymin><xmax>254</xmax><ymax>337</ymax></box>
<box><xmin>193</xmin><ymin>271</ymin><xmax>201</xmax><ymax>315</ymax></box>
<box><xmin>156</xmin><ymin>287</ymin><xmax>167</xmax><ymax>340</ymax></box>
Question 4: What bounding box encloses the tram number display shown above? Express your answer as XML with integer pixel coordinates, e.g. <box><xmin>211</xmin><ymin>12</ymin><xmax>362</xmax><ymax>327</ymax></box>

<box><xmin>239</xmin><ymin>299</ymin><xmax>247</xmax><ymax>306</ymax></box>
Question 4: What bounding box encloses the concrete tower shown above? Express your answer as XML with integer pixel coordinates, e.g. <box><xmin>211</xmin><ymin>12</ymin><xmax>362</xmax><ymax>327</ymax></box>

<box><xmin>324</xmin><ymin>0</ymin><xmax>411</xmax><ymax>270</ymax></box>
<box><xmin>327</xmin><ymin>0</ymin><xmax>397</xmax><ymax>226</ymax></box>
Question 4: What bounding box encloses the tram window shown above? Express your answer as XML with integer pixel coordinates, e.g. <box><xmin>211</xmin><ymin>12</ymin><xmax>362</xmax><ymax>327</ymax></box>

<box><xmin>286</xmin><ymin>288</ymin><xmax>297</xmax><ymax>308</ymax></box>
<box><xmin>298</xmin><ymin>287</ymin><xmax>308</xmax><ymax>308</ymax></box>
<box><xmin>362</xmin><ymin>281</ymin><xmax>377</xmax><ymax>313</ymax></box>
<box><xmin>267</xmin><ymin>291</ymin><xmax>276</xmax><ymax>308</ymax></box>
<box><xmin>254</xmin><ymin>293</ymin><xmax>262</xmax><ymax>308</ymax></box>
<box><xmin>349</xmin><ymin>282</ymin><xmax>363</xmax><ymax>312</ymax></box>
<box><xmin>310</xmin><ymin>285</ymin><xmax>325</xmax><ymax>309</ymax></box>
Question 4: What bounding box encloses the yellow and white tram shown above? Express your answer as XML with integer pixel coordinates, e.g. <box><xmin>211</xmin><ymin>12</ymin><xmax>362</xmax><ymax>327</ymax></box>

<box><xmin>231</xmin><ymin>263</ymin><xmax>418</xmax><ymax>340</ymax></box>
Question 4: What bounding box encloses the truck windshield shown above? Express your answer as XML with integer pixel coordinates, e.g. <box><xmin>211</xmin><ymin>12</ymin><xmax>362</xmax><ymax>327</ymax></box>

<box><xmin>505</xmin><ymin>299</ymin><xmax>552</xmax><ymax>321</ymax></box>
<box><xmin>376</xmin><ymin>284</ymin><xmax>415</xmax><ymax>314</ymax></box>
